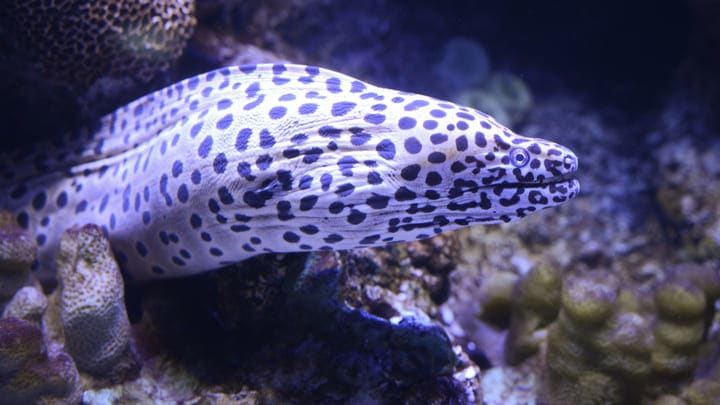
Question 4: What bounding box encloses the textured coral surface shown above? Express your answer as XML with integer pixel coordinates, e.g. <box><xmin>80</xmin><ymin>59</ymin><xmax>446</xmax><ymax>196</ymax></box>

<box><xmin>57</xmin><ymin>225</ymin><xmax>139</xmax><ymax>379</ymax></box>
<box><xmin>0</xmin><ymin>0</ymin><xmax>196</xmax><ymax>89</ymax></box>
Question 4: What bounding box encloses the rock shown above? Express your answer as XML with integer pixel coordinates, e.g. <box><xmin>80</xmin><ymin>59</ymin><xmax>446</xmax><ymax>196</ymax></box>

<box><xmin>0</xmin><ymin>317</ymin><xmax>81</xmax><ymax>404</ymax></box>
<box><xmin>2</xmin><ymin>286</ymin><xmax>47</xmax><ymax>325</ymax></box>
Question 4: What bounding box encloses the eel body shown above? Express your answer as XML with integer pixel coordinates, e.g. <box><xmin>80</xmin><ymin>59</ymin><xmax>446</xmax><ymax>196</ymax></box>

<box><xmin>0</xmin><ymin>64</ymin><xmax>579</xmax><ymax>281</ymax></box>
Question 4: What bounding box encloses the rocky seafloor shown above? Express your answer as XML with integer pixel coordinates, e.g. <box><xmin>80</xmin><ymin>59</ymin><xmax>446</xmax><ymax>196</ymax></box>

<box><xmin>1</xmin><ymin>0</ymin><xmax>720</xmax><ymax>404</ymax></box>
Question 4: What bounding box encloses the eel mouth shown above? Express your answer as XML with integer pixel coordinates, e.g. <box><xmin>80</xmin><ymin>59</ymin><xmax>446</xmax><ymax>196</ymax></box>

<box><xmin>492</xmin><ymin>172</ymin><xmax>579</xmax><ymax>190</ymax></box>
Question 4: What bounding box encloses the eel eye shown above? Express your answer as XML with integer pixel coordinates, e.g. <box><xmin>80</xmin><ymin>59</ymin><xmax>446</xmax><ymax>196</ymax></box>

<box><xmin>509</xmin><ymin>147</ymin><xmax>530</xmax><ymax>168</ymax></box>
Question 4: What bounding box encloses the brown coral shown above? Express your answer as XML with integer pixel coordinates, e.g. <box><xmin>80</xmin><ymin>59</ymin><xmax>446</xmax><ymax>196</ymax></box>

<box><xmin>57</xmin><ymin>224</ymin><xmax>139</xmax><ymax>379</ymax></box>
<box><xmin>0</xmin><ymin>0</ymin><xmax>196</xmax><ymax>89</ymax></box>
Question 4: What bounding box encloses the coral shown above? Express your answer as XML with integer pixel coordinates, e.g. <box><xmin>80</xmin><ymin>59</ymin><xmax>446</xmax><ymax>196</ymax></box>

<box><xmin>0</xmin><ymin>317</ymin><xmax>81</xmax><ymax>404</ymax></box>
<box><xmin>0</xmin><ymin>0</ymin><xmax>196</xmax><ymax>89</ymax></box>
<box><xmin>2</xmin><ymin>286</ymin><xmax>47</xmax><ymax>325</ymax></box>
<box><xmin>436</xmin><ymin>38</ymin><xmax>532</xmax><ymax>128</ymax></box>
<box><xmin>484</xmin><ymin>73</ymin><xmax>534</xmax><ymax>125</ymax></box>
<box><xmin>0</xmin><ymin>210</ymin><xmax>36</xmax><ymax>304</ymax></box>
<box><xmin>542</xmin><ymin>270</ymin><xmax>651</xmax><ymax>404</ymax></box>
<box><xmin>652</xmin><ymin>278</ymin><xmax>707</xmax><ymax>378</ymax></box>
<box><xmin>434</xmin><ymin>37</ymin><xmax>491</xmax><ymax>91</ymax></box>
<box><xmin>453</xmin><ymin>73</ymin><xmax>534</xmax><ymax>127</ymax></box>
<box><xmin>475</xmin><ymin>270</ymin><xmax>518</xmax><ymax>328</ymax></box>
<box><xmin>518</xmin><ymin>263</ymin><xmax>720</xmax><ymax>405</ymax></box>
<box><xmin>57</xmin><ymin>224</ymin><xmax>139</xmax><ymax>379</ymax></box>
<box><xmin>504</xmin><ymin>263</ymin><xmax>562</xmax><ymax>365</ymax></box>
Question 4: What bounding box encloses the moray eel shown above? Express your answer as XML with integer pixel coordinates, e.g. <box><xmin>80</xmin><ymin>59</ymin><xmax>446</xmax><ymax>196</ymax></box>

<box><xmin>0</xmin><ymin>64</ymin><xmax>579</xmax><ymax>281</ymax></box>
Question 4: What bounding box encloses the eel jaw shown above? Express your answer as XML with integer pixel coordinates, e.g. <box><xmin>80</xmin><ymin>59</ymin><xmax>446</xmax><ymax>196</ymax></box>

<box><xmin>490</xmin><ymin>172</ymin><xmax>579</xmax><ymax>190</ymax></box>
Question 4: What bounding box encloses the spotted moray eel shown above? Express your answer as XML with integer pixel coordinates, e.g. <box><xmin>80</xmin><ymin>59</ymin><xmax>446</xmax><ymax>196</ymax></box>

<box><xmin>0</xmin><ymin>64</ymin><xmax>579</xmax><ymax>281</ymax></box>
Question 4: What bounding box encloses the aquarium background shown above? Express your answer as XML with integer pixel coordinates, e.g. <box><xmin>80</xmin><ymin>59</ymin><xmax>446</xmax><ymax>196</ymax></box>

<box><xmin>0</xmin><ymin>0</ymin><xmax>719</xmax><ymax>403</ymax></box>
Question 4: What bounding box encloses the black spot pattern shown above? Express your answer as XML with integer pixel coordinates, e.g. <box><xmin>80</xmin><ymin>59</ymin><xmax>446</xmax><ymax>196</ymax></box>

<box><xmin>300</xmin><ymin>195</ymin><xmax>318</xmax><ymax>211</ymax></box>
<box><xmin>376</xmin><ymin>139</ymin><xmax>396</xmax><ymax>160</ymax></box>
<box><xmin>401</xmin><ymin>164</ymin><xmax>421</xmax><ymax>181</ymax></box>
<box><xmin>218</xmin><ymin>187</ymin><xmax>234</xmax><ymax>205</ymax></box>
<box><xmin>347</xmin><ymin>209</ymin><xmax>366</xmax><ymax>225</ymax></box>
<box><xmin>236</xmin><ymin>128</ymin><xmax>251</xmax><ymax>151</ymax></box>
<box><xmin>172</xmin><ymin>160</ymin><xmax>183</xmax><ymax>177</ymax></box>
<box><xmin>428</xmin><ymin>152</ymin><xmax>446</xmax><ymax>164</ymax></box>
<box><xmin>32</xmin><ymin>192</ymin><xmax>46</xmax><ymax>211</ymax></box>
<box><xmin>56</xmin><ymin>191</ymin><xmax>68</xmax><ymax>208</ymax></box>
<box><xmin>300</xmin><ymin>224</ymin><xmax>319</xmax><ymax>234</ymax></box>
<box><xmin>283</xmin><ymin>231</ymin><xmax>300</xmax><ymax>243</ymax></box>
<box><xmin>277</xmin><ymin>200</ymin><xmax>294</xmax><ymax>220</ymax></box>
<box><xmin>216</xmin><ymin>114</ymin><xmax>233</xmax><ymax>130</ymax></box>
<box><xmin>331</xmin><ymin>101</ymin><xmax>356</xmax><ymax>116</ymax></box>
<box><xmin>213</xmin><ymin>153</ymin><xmax>228</xmax><ymax>174</ymax></box>
<box><xmin>260</xmin><ymin>129</ymin><xmax>276</xmax><ymax>149</ymax></box>
<box><xmin>198</xmin><ymin>136</ymin><xmax>213</xmax><ymax>158</ymax></box>
<box><xmin>404</xmin><ymin>137</ymin><xmax>422</xmax><ymax>154</ymax></box>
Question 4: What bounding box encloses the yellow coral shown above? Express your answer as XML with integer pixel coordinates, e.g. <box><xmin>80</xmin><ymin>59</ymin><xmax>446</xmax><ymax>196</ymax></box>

<box><xmin>506</xmin><ymin>265</ymin><xmax>719</xmax><ymax>404</ymax></box>
<box><xmin>504</xmin><ymin>263</ymin><xmax>561</xmax><ymax>365</ymax></box>
<box><xmin>561</xmin><ymin>271</ymin><xmax>619</xmax><ymax>325</ymax></box>
<box><xmin>655</xmin><ymin>280</ymin><xmax>706</xmax><ymax>320</ymax></box>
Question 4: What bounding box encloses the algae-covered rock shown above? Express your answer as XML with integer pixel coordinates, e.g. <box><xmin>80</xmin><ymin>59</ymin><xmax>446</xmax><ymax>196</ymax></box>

<box><xmin>0</xmin><ymin>210</ymin><xmax>36</xmax><ymax>304</ymax></box>
<box><xmin>654</xmin><ymin>140</ymin><xmax>720</xmax><ymax>261</ymax></box>
<box><xmin>57</xmin><ymin>224</ymin><xmax>139</xmax><ymax>379</ymax></box>
<box><xmin>0</xmin><ymin>317</ymin><xmax>81</xmax><ymax>404</ymax></box>
<box><xmin>138</xmin><ymin>248</ymin><xmax>477</xmax><ymax>403</ymax></box>
<box><xmin>404</xmin><ymin>233</ymin><xmax>461</xmax><ymax>304</ymax></box>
